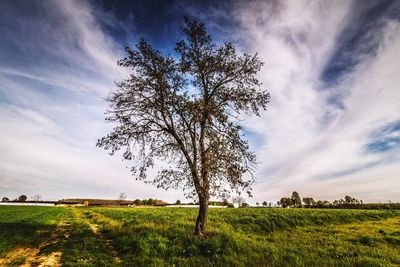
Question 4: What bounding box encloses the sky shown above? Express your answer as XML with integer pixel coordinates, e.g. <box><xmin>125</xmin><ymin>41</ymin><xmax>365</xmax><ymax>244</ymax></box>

<box><xmin>0</xmin><ymin>0</ymin><xmax>399</xmax><ymax>203</ymax></box>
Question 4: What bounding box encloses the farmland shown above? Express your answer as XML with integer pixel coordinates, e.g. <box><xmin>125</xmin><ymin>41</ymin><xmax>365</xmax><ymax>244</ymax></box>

<box><xmin>0</xmin><ymin>206</ymin><xmax>399</xmax><ymax>266</ymax></box>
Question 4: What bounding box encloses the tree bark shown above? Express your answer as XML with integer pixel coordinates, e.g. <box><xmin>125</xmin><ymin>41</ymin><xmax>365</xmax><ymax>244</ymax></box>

<box><xmin>194</xmin><ymin>195</ymin><xmax>209</xmax><ymax>238</ymax></box>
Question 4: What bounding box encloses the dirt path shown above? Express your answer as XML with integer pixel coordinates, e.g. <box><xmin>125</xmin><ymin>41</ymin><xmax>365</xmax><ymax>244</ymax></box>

<box><xmin>79</xmin><ymin>211</ymin><xmax>121</xmax><ymax>264</ymax></box>
<box><xmin>0</xmin><ymin>247</ymin><xmax>37</xmax><ymax>267</ymax></box>
<box><xmin>0</xmin><ymin>208</ymin><xmax>122</xmax><ymax>266</ymax></box>
<box><xmin>0</xmin><ymin>219</ymin><xmax>70</xmax><ymax>267</ymax></box>
<box><xmin>23</xmin><ymin>220</ymin><xmax>71</xmax><ymax>267</ymax></box>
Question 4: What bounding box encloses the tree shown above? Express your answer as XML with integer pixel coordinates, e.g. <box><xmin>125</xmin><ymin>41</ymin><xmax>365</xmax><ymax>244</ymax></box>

<box><xmin>175</xmin><ymin>199</ymin><xmax>181</xmax><ymax>205</ymax></box>
<box><xmin>302</xmin><ymin>197</ymin><xmax>316</xmax><ymax>207</ymax></box>
<box><xmin>97</xmin><ymin>18</ymin><xmax>269</xmax><ymax>237</ymax></box>
<box><xmin>118</xmin><ymin>192</ymin><xmax>127</xmax><ymax>201</ymax></box>
<box><xmin>256</xmin><ymin>202</ymin><xmax>260</xmax><ymax>207</ymax></box>
<box><xmin>344</xmin><ymin>195</ymin><xmax>360</xmax><ymax>205</ymax></box>
<box><xmin>117</xmin><ymin>192</ymin><xmax>127</xmax><ymax>205</ymax></box>
<box><xmin>133</xmin><ymin>199</ymin><xmax>142</xmax><ymax>205</ymax></box>
<box><xmin>332</xmin><ymin>198</ymin><xmax>345</xmax><ymax>206</ymax></box>
<box><xmin>32</xmin><ymin>194</ymin><xmax>41</xmax><ymax>203</ymax></box>
<box><xmin>280</xmin><ymin>197</ymin><xmax>292</xmax><ymax>208</ymax></box>
<box><xmin>143</xmin><ymin>198</ymin><xmax>154</xmax><ymax>205</ymax></box>
<box><xmin>232</xmin><ymin>196</ymin><xmax>245</xmax><ymax>208</ymax></box>
<box><xmin>291</xmin><ymin>191</ymin><xmax>302</xmax><ymax>208</ymax></box>
<box><xmin>241</xmin><ymin>202</ymin><xmax>250</xmax><ymax>208</ymax></box>
<box><xmin>316</xmin><ymin>200</ymin><xmax>331</xmax><ymax>207</ymax></box>
<box><xmin>18</xmin><ymin>195</ymin><xmax>27</xmax><ymax>202</ymax></box>
<box><xmin>2</xmin><ymin>197</ymin><xmax>9</xmax><ymax>202</ymax></box>
<box><xmin>262</xmin><ymin>201</ymin><xmax>267</xmax><ymax>207</ymax></box>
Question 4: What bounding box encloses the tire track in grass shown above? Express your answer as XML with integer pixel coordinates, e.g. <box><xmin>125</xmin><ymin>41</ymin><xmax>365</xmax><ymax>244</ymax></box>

<box><xmin>23</xmin><ymin>219</ymin><xmax>71</xmax><ymax>267</ymax></box>
<box><xmin>74</xmin><ymin>208</ymin><xmax>122</xmax><ymax>265</ymax></box>
<box><xmin>0</xmin><ymin>214</ymin><xmax>70</xmax><ymax>267</ymax></box>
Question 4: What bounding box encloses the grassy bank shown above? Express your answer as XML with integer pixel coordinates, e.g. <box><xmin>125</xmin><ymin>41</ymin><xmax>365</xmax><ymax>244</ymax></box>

<box><xmin>0</xmin><ymin>206</ymin><xmax>399</xmax><ymax>266</ymax></box>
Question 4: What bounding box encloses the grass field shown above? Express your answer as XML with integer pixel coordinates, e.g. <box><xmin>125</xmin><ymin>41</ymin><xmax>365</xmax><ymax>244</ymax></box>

<box><xmin>0</xmin><ymin>206</ymin><xmax>399</xmax><ymax>266</ymax></box>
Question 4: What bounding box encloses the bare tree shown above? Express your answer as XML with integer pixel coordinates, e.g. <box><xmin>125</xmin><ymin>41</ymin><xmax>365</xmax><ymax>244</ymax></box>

<box><xmin>118</xmin><ymin>192</ymin><xmax>127</xmax><ymax>201</ymax></box>
<box><xmin>232</xmin><ymin>196</ymin><xmax>245</xmax><ymax>207</ymax></box>
<box><xmin>118</xmin><ymin>192</ymin><xmax>127</xmax><ymax>205</ymax></box>
<box><xmin>32</xmin><ymin>194</ymin><xmax>41</xmax><ymax>203</ymax></box>
<box><xmin>97</xmin><ymin>18</ymin><xmax>269</xmax><ymax>237</ymax></box>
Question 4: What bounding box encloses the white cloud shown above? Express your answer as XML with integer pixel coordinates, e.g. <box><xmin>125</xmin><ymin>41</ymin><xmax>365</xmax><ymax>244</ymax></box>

<box><xmin>232</xmin><ymin>0</ymin><xmax>400</xmax><ymax>203</ymax></box>
<box><xmin>0</xmin><ymin>0</ymin><xmax>185</xmax><ymax>202</ymax></box>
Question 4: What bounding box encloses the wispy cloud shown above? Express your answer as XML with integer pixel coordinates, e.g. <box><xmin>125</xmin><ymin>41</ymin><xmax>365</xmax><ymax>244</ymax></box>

<box><xmin>227</xmin><ymin>0</ymin><xmax>400</xmax><ymax>202</ymax></box>
<box><xmin>0</xmin><ymin>0</ymin><xmax>184</xmax><ymax>201</ymax></box>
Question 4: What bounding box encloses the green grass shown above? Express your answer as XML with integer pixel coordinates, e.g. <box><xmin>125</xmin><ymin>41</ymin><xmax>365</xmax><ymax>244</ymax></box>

<box><xmin>51</xmin><ymin>208</ymin><xmax>120</xmax><ymax>266</ymax></box>
<box><xmin>0</xmin><ymin>206</ymin><xmax>399</xmax><ymax>266</ymax></box>
<box><xmin>87</xmin><ymin>207</ymin><xmax>400</xmax><ymax>266</ymax></box>
<box><xmin>0</xmin><ymin>206</ymin><xmax>65</xmax><ymax>257</ymax></box>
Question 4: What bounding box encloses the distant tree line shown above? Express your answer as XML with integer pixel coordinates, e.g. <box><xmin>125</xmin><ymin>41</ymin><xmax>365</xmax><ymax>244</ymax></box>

<box><xmin>132</xmin><ymin>198</ymin><xmax>167</xmax><ymax>206</ymax></box>
<box><xmin>276</xmin><ymin>192</ymin><xmax>400</xmax><ymax>210</ymax></box>
<box><xmin>172</xmin><ymin>198</ymin><xmax>235</xmax><ymax>207</ymax></box>
<box><xmin>1</xmin><ymin>195</ymin><xmax>43</xmax><ymax>203</ymax></box>
<box><xmin>57</xmin><ymin>198</ymin><xmax>168</xmax><ymax>206</ymax></box>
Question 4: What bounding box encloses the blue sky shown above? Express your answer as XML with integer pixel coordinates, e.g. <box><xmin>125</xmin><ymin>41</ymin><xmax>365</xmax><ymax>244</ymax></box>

<box><xmin>0</xmin><ymin>0</ymin><xmax>399</xmax><ymax>203</ymax></box>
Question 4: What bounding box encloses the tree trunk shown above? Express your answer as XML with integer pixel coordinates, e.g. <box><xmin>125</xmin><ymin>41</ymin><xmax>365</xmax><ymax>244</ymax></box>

<box><xmin>194</xmin><ymin>195</ymin><xmax>208</xmax><ymax>238</ymax></box>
